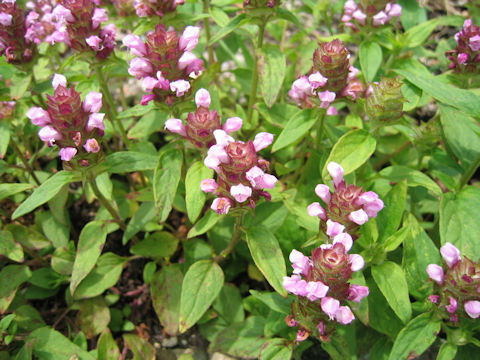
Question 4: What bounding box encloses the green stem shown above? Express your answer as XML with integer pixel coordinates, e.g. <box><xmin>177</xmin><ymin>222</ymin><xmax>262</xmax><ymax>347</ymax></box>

<box><xmin>457</xmin><ymin>152</ymin><xmax>480</xmax><ymax>191</ymax></box>
<box><xmin>88</xmin><ymin>174</ymin><xmax>126</xmax><ymax>230</ymax></box>
<box><xmin>314</xmin><ymin>109</ymin><xmax>326</xmax><ymax>149</ymax></box>
<box><xmin>213</xmin><ymin>215</ymin><xmax>244</xmax><ymax>263</ymax></box>
<box><xmin>10</xmin><ymin>139</ymin><xmax>41</xmax><ymax>185</ymax></box>
<box><xmin>94</xmin><ymin>65</ymin><xmax>130</xmax><ymax>148</ymax></box>
<box><xmin>246</xmin><ymin>21</ymin><xmax>266</xmax><ymax>125</ymax></box>
<box><xmin>30</xmin><ymin>73</ymin><xmax>47</xmax><ymax>108</ymax></box>
<box><xmin>203</xmin><ymin>0</ymin><xmax>215</xmax><ymax>65</ymax></box>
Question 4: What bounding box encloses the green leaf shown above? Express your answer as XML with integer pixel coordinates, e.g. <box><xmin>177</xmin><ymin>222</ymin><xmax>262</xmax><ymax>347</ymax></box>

<box><xmin>0</xmin><ymin>122</ymin><xmax>10</xmax><ymax>159</ymax></box>
<box><xmin>36</xmin><ymin>212</ymin><xmax>69</xmax><ymax>248</ymax></box>
<box><xmin>76</xmin><ymin>297</ymin><xmax>111</xmax><ymax>338</ymax></box>
<box><xmin>208</xmin><ymin>317</ymin><xmax>266</xmax><ymax>358</ymax></box>
<box><xmin>260</xmin><ymin>338</ymin><xmax>293</xmax><ymax>360</ymax></box>
<box><xmin>402</xmin><ymin>214</ymin><xmax>442</xmax><ymax>298</ymax></box>
<box><xmin>249</xmin><ymin>290</ymin><xmax>291</xmax><ymax>315</ymax></box>
<box><xmin>14</xmin><ymin>342</ymin><xmax>33</xmax><ymax>360</ymax></box>
<box><xmin>0</xmin><ymin>183</ymin><xmax>34</xmax><ymax>201</ymax></box>
<box><xmin>372</xmin><ymin>261</ymin><xmax>412</xmax><ymax>324</ymax></box>
<box><xmin>73</xmin><ymin>253</ymin><xmax>126</xmax><ymax>300</ymax></box>
<box><xmin>402</xmin><ymin>16</ymin><xmax>464</xmax><ymax>48</ymax></box>
<box><xmin>376</xmin><ymin>181</ymin><xmax>407</xmax><ymax>242</ymax></box>
<box><xmin>187</xmin><ymin>210</ymin><xmax>220</xmax><ymax>238</ymax></box>
<box><xmin>388</xmin><ymin>313</ymin><xmax>441</xmax><ymax>360</ymax></box>
<box><xmin>246</xmin><ymin>225</ymin><xmax>287</xmax><ymax>296</ymax></box>
<box><xmin>12</xmin><ymin>171</ymin><xmax>81</xmax><ymax>219</ymax></box>
<box><xmin>127</xmin><ymin>110</ymin><xmax>166</xmax><ymax>139</ymax></box>
<box><xmin>185</xmin><ymin>161</ymin><xmax>213</xmax><ymax>223</ymax></box>
<box><xmin>440</xmin><ymin>186</ymin><xmax>480</xmax><ymax>260</ymax></box>
<box><xmin>213</xmin><ymin>284</ymin><xmax>245</xmax><ymax>324</ymax></box>
<box><xmin>116</xmin><ymin>101</ymin><xmax>154</xmax><ymax>119</ymax></box>
<box><xmin>70</xmin><ymin>221</ymin><xmax>108</xmax><ymax>295</ymax></box>
<box><xmin>0</xmin><ymin>230</ymin><xmax>24</xmax><ymax>262</ymax></box>
<box><xmin>383</xmin><ymin>226</ymin><xmax>410</xmax><ymax>252</ymax></box>
<box><xmin>209</xmin><ymin>13</ymin><xmax>249</xmax><ymax>45</ymax></box>
<box><xmin>359</xmin><ymin>41</ymin><xmax>382</xmax><ymax>82</ymax></box>
<box><xmin>394</xmin><ymin>69</ymin><xmax>480</xmax><ymax>118</ymax></box>
<box><xmin>105</xmin><ymin>151</ymin><xmax>158</xmax><ymax>173</ymax></box>
<box><xmin>97</xmin><ymin>329</ymin><xmax>121</xmax><ymax>360</ymax></box>
<box><xmin>27</xmin><ymin>327</ymin><xmax>95</xmax><ymax>360</ymax></box>
<box><xmin>272</xmin><ymin>109</ymin><xmax>316</xmax><ymax>152</ymax></box>
<box><xmin>379</xmin><ymin>166</ymin><xmax>442</xmax><ymax>196</ymax></box>
<box><xmin>131</xmin><ymin>231</ymin><xmax>178</xmax><ymax>258</ymax></box>
<box><xmin>179</xmin><ymin>260</ymin><xmax>224</xmax><ymax>333</ymax></box>
<box><xmin>123</xmin><ymin>334</ymin><xmax>156</xmax><ymax>360</ymax></box>
<box><xmin>122</xmin><ymin>202</ymin><xmax>155</xmax><ymax>244</ymax></box>
<box><xmin>0</xmin><ymin>265</ymin><xmax>32</xmax><ymax>313</ymax></box>
<box><xmin>153</xmin><ymin>148</ymin><xmax>183</xmax><ymax>222</ymax></box>
<box><xmin>151</xmin><ymin>265</ymin><xmax>183</xmax><ymax>335</ymax></box>
<box><xmin>258</xmin><ymin>46</ymin><xmax>286</xmax><ymax>108</ymax></box>
<box><xmin>322</xmin><ymin>129</ymin><xmax>376</xmax><ymax>180</ymax></box>
<box><xmin>10</xmin><ymin>73</ymin><xmax>31</xmax><ymax>99</ymax></box>
<box><xmin>439</xmin><ymin>104</ymin><xmax>480</xmax><ymax>170</ymax></box>
<box><xmin>437</xmin><ymin>342</ymin><xmax>457</xmax><ymax>360</ymax></box>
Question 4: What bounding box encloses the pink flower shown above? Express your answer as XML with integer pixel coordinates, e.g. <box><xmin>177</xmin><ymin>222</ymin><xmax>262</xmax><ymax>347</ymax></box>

<box><xmin>469</xmin><ymin>35</ymin><xmax>480</xmax><ymax>52</ymax></box>
<box><xmin>170</xmin><ymin>79</ymin><xmax>190</xmax><ymax>97</ymax></box>
<box><xmin>440</xmin><ymin>242</ymin><xmax>461</xmax><ymax>268</ymax></box>
<box><xmin>195</xmin><ymin>88</ymin><xmax>211</xmax><ymax>108</ymax></box>
<box><xmin>179</xmin><ymin>26</ymin><xmax>200</xmax><ymax>51</ymax></box>
<box><xmin>465</xmin><ymin>300</ymin><xmax>480</xmax><ymax>319</ymax></box>
<box><xmin>352</xmin><ymin>9</ymin><xmax>366</xmax><ymax>26</ymax></box>
<box><xmin>363</xmin><ymin>199</ymin><xmax>384</xmax><ymax>217</ymax></box>
<box><xmin>86</xmin><ymin>35</ymin><xmax>102</xmax><ymax>51</ymax></box>
<box><xmin>91</xmin><ymin>8</ymin><xmax>108</xmax><ymax>29</ymax></box>
<box><xmin>38</xmin><ymin>126</ymin><xmax>62</xmax><ymax>146</ymax></box>
<box><xmin>333</xmin><ymin>233</ymin><xmax>353</xmax><ymax>252</ymax></box>
<box><xmin>428</xmin><ymin>295</ymin><xmax>439</xmax><ymax>303</ymax></box>
<box><xmin>253</xmin><ymin>132</ymin><xmax>274</xmax><ymax>152</ymax></box>
<box><xmin>335</xmin><ymin>306</ymin><xmax>355</xmax><ymax>324</ymax></box>
<box><xmin>349</xmin><ymin>209</ymin><xmax>369</xmax><ymax>225</ymax></box>
<box><xmin>230</xmin><ymin>183</ymin><xmax>252</xmax><ymax>202</ymax></box>
<box><xmin>52</xmin><ymin>74</ymin><xmax>67</xmax><ymax>89</ymax></box>
<box><xmin>53</xmin><ymin>5</ymin><xmax>74</xmax><ymax>22</ymax></box>
<box><xmin>318</xmin><ymin>90</ymin><xmax>336</xmax><ymax>108</ymax></box>
<box><xmin>326</xmin><ymin>106</ymin><xmax>338</xmax><ymax>116</ymax></box>
<box><xmin>348</xmin><ymin>285</ymin><xmax>369</xmax><ymax>302</ymax></box>
<box><xmin>86</xmin><ymin>113</ymin><xmax>105</xmax><ymax>132</ymax></box>
<box><xmin>223</xmin><ymin>117</ymin><xmax>243</xmax><ymax>133</ymax></box>
<box><xmin>344</xmin><ymin>0</ymin><xmax>357</xmax><ymax>15</ymax></box>
<box><xmin>458</xmin><ymin>53</ymin><xmax>469</xmax><ymax>64</ymax></box>
<box><xmin>164</xmin><ymin>119</ymin><xmax>187</xmax><ymax>137</ymax></box>
<box><xmin>83</xmin><ymin>92</ymin><xmax>103</xmax><ymax>113</ymax></box>
<box><xmin>141</xmin><ymin>94</ymin><xmax>155</xmax><ymax>105</ymax></box>
<box><xmin>317</xmin><ymin>321</ymin><xmax>325</xmax><ymax>335</ymax></box>
<box><xmin>289</xmin><ymin>249</ymin><xmax>311</xmax><ymax>275</ymax></box>
<box><xmin>178</xmin><ymin>51</ymin><xmax>199</xmax><ymax>71</ymax></box>
<box><xmin>321</xmin><ymin>297</ymin><xmax>340</xmax><ymax>319</ymax></box>
<box><xmin>308</xmin><ymin>72</ymin><xmax>327</xmax><ymax>89</ymax></box>
<box><xmin>0</xmin><ymin>12</ymin><xmax>12</xmax><ymax>26</ymax></box>
<box><xmin>246</xmin><ymin>166</ymin><xmax>277</xmax><ymax>189</ymax></box>
<box><xmin>128</xmin><ymin>58</ymin><xmax>153</xmax><ymax>78</ymax></box>
<box><xmin>445</xmin><ymin>297</ymin><xmax>457</xmax><ymax>314</ymax></box>
<box><xmin>327</xmin><ymin>162</ymin><xmax>344</xmax><ymax>188</ymax></box>
<box><xmin>200</xmin><ymin>179</ymin><xmax>218</xmax><ymax>193</ymax></box>
<box><xmin>426</xmin><ymin>264</ymin><xmax>444</xmax><ymax>284</ymax></box>
<box><xmin>305</xmin><ymin>281</ymin><xmax>329</xmax><ymax>301</ymax></box>
<box><xmin>211</xmin><ymin>197</ymin><xmax>233</xmax><ymax>214</ymax></box>
<box><xmin>349</xmin><ymin>254</ymin><xmax>365</xmax><ymax>271</ymax></box>
<box><xmin>59</xmin><ymin>147</ymin><xmax>77</xmax><ymax>161</ymax></box>
<box><xmin>386</xmin><ymin>3</ymin><xmax>402</xmax><ymax>17</ymax></box>
<box><xmin>373</xmin><ymin>11</ymin><xmax>389</xmax><ymax>26</ymax></box>
<box><xmin>307</xmin><ymin>203</ymin><xmax>327</xmax><ymax>221</ymax></box>
<box><xmin>296</xmin><ymin>329</ymin><xmax>309</xmax><ymax>342</ymax></box>
<box><xmin>83</xmin><ymin>138</ymin><xmax>100</xmax><ymax>153</ymax></box>
<box><xmin>283</xmin><ymin>275</ymin><xmax>308</xmax><ymax>296</ymax></box>
<box><xmin>315</xmin><ymin>184</ymin><xmax>331</xmax><ymax>204</ymax></box>
<box><xmin>122</xmin><ymin>34</ymin><xmax>147</xmax><ymax>56</ymax></box>
<box><xmin>326</xmin><ymin>220</ymin><xmax>345</xmax><ymax>237</ymax></box>
<box><xmin>142</xmin><ymin>76</ymin><xmax>160</xmax><ymax>92</ymax></box>
<box><xmin>27</xmin><ymin>107</ymin><xmax>51</xmax><ymax>126</ymax></box>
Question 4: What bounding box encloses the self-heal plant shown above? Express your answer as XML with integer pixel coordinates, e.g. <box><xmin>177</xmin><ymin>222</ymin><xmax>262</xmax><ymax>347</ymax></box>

<box><xmin>165</xmin><ymin>88</ymin><xmax>242</xmax><ymax>149</ymax></box>
<box><xmin>308</xmin><ymin>161</ymin><xmax>384</xmax><ymax>237</ymax></box>
<box><xmin>426</xmin><ymin>242</ymin><xmax>480</xmax><ymax>323</ymax></box>
<box><xmin>202</xmin><ymin>130</ymin><xmax>277</xmax><ymax>214</ymax></box>
<box><xmin>134</xmin><ymin>0</ymin><xmax>185</xmax><ymax>18</ymax></box>
<box><xmin>122</xmin><ymin>25</ymin><xmax>204</xmax><ymax>106</ymax></box>
<box><xmin>283</xmin><ymin>227</ymin><xmax>368</xmax><ymax>342</ymax></box>
<box><xmin>342</xmin><ymin>0</ymin><xmax>401</xmax><ymax>31</ymax></box>
<box><xmin>446</xmin><ymin>19</ymin><xmax>480</xmax><ymax>73</ymax></box>
<box><xmin>27</xmin><ymin>74</ymin><xmax>105</xmax><ymax>167</ymax></box>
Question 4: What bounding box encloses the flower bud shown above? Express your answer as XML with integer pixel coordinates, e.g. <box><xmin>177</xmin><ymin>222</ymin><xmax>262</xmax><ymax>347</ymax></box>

<box><xmin>313</xmin><ymin>39</ymin><xmax>350</xmax><ymax>92</ymax></box>
<box><xmin>426</xmin><ymin>264</ymin><xmax>445</xmax><ymax>284</ymax></box>
<box><xmin>440</xmin><ymin>242</ymin><xmax>461</xmax><ymax>268</ymax></box>
<box><xmin>465</xmin><ymin>300</ymin><xmax>480</xmax><ymax>319</ymax></box>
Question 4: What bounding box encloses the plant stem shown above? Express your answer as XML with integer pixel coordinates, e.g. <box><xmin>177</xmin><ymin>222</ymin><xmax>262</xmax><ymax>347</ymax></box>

<box><xmin>372</xmin><ymin>140</ymin><xmax>410</xmax><ymax>170</ymax></box>
<box><xmin>203</xmin><ymin>0</ymin><xmax>215</xmax><ymax>64</ymax></box>
<box><xmin>314</xmin><ymin>109</ymin><xmax>326</xmax><ymax>149</ymax></box>
<box><xmin>246</xmin><ymin>21</ymin><xmax>266</xmax><ymax>125</ymax></box>
<box><xmin>457</xmin><ymin>152</ymin><xmax>480</xmax><ymax>191</ymax></box>
<box><xmin>87</xmin><ymin>174</ymin><xmax>126</xmax><ymax>230</ymax></box>
<box><xmin>10</xmin><ymin>139</ymin><xmax>41</xmax><ymax>185</ymax></box>
<box><xmin>213</xmin><ymin>215</ymin><xmax>244</xmax><ymax>263</ymax></box>
<box><xmin>94</xmin><ymin>64</ymin><xmax>130</xmax><ymax>148</ymax></box>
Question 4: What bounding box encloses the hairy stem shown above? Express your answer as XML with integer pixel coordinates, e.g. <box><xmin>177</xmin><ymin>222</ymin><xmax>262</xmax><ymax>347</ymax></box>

<box><xmin>203</xmin><ymin>0</ymin><xmax>215</xmax><ymax>64</ymax></box>
<box><xmin>213</xmin><ymin>215</ymin><xmax>244</xmax><ymax>263</ymax></box>
<box><xmin>88</xmin><ymin>174</ymin><xmax>126</xmax><ymax>230</ymax></box>
<box><xmin>246</xmin><ymin>21</ymin><xmax>266</xmax><ymax>125</ymax></box>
